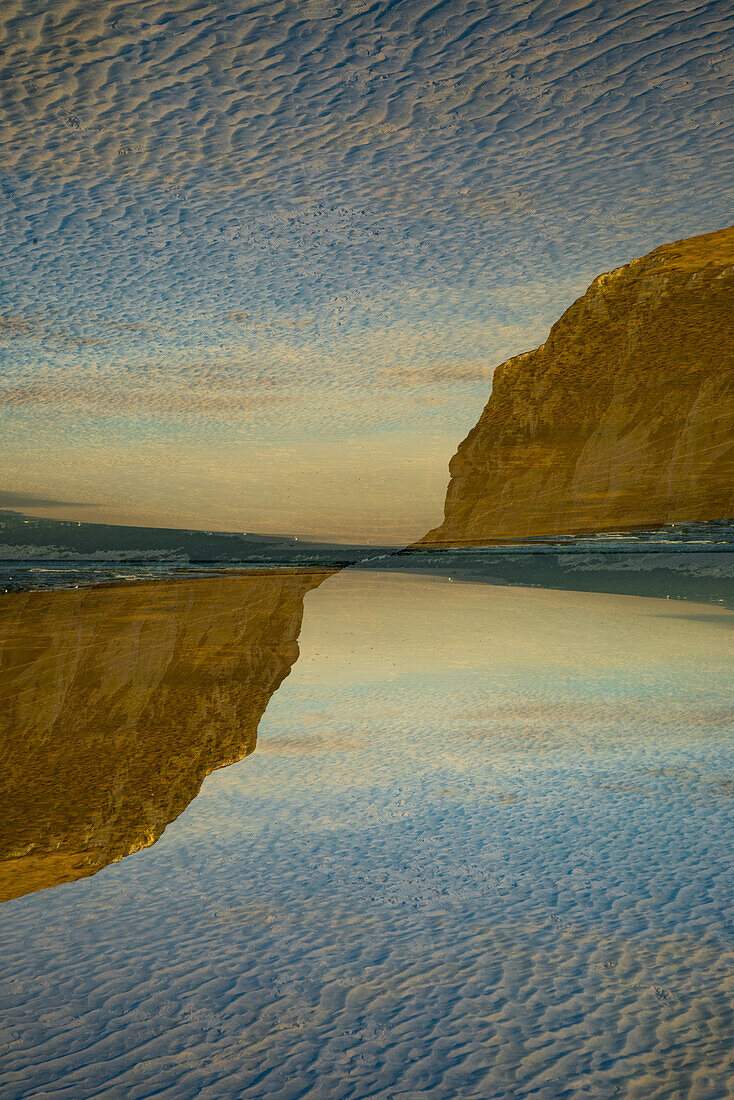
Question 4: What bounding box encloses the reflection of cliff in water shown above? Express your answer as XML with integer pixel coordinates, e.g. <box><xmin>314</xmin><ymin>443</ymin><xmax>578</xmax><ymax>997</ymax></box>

<box><xmin>0</xmin><ymin>571</ymin><xmax>331</xmax><ymax>903</ymax></box>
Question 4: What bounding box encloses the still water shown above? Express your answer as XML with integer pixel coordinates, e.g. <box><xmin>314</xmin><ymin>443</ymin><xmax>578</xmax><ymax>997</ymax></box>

<box><xmin>1</xmin><ymin>569</ymin><xmax>733</xmax><ymax>1098</ymax></box>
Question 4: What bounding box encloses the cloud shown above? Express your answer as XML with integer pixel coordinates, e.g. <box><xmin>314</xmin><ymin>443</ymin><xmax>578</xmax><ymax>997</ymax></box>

<box><xmin>388</xmin><ymin>362</ymin><xmax>497</xmax><ymax>386</ymax></box>
<box><xmin>0</xmin><ymin>371</ymin><xmax>295</xmax><ymax>415</ymax></box>
<box><xmin>1</xmin><ymin>0</ymin><xmax>733</xmax><ymax>538</ymax></box>
<box><xmin>0</xmin><ymin>315</ymin><xmax>36</xmax><ymax>339</ymax></box>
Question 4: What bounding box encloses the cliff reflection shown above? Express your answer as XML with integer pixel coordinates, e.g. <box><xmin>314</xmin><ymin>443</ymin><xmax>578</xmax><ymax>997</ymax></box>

<box><xmin>0</xmin><ymin>571</ymin><xmax>331</xmax><ymax>903</ymax></box>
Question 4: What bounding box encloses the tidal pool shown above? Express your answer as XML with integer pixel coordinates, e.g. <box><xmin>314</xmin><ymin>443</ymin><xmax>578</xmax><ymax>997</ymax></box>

<box><xmin>1</xmin><ymin>571</ymin><xmax>732</xmax><ymax>1098</ymax></box>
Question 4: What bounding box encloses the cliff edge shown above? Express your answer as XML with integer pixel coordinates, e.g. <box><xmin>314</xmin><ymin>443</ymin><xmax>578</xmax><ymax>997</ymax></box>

<box><xmin>422</xmin><ymin>226</ymin><xmax>734</xmax><ymax>544</ymax></box>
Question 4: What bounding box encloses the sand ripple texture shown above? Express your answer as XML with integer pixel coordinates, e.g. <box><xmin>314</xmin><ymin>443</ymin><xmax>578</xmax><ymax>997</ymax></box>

<box><xmin>0</xmin><ymin>574</ymin><xmax>733</xmax><ymax>1098</ymax></box>
<box><xmin>1</xmin><ymin>0</ymin><xmax>734</xmax><ymax>439</ymax></box>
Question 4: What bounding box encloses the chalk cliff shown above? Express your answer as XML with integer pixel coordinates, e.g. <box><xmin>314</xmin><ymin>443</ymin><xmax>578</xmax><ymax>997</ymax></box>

<box><xmin>422</xmin><ymin>226</ymin><xmax>734</xmax><ymax>544</ymax></box>
<box><xmin>0</xmin><ymin>571</ymin><xmax>330</xmax><ymax>902</ymax></box>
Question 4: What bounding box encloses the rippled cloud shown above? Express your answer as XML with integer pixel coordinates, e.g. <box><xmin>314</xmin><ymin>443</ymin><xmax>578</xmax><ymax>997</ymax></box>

<box><xmin>1</xmin><ymin>0</ymin><xmax>732</xmax><ymax>537</ymax></box>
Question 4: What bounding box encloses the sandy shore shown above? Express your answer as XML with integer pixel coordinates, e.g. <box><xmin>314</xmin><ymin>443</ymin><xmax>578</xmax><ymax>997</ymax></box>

<box><xmin>0</xmin><ymin>572</ymin><xmax>732</xmax><ymax>1097</ymax></box>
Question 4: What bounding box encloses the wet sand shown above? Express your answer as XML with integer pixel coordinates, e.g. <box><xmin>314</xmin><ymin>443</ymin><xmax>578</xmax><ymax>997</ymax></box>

<box><xmin>0</xmin><ymin>572</ymin><xmax>732</xmax><ymax>1097</ymax></box>
<box><xmin>0</xmin><ymin>571</ymin><xmax>330</xmax><ymax>901</ymax></box>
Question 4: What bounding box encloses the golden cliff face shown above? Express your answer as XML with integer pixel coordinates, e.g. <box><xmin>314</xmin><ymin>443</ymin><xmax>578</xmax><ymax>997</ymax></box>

<box><xmin>0</xmin><ymin>571</ymin><xmax>329</xmax><ymax>903</ymax></box>
<box><xmin>423</xmin><ymin>226</ymin><xmax>734</xmax><ymax>544</ymax></box>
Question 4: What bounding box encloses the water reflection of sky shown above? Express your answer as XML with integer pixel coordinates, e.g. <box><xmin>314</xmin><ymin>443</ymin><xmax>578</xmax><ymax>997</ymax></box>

<box><xmin>2</xmin><ymin>0</ymin><xmax>734</xmax><ymax>539</ymax></box>
<box><xmin>1</xmin><ymin>573</ymin><xmax>732</xmax><ymax>1097</ymax></box>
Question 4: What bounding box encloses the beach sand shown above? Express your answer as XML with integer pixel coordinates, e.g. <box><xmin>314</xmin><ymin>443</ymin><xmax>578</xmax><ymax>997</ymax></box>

<box><xmin>0</xmin><ymin>572</ymin><xmax>732</xmax><ymax>1097</ymax></box>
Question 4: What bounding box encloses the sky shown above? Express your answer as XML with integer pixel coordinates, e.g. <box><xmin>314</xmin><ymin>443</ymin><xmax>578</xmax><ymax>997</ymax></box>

<box><xmin>1</xmin><ymin>0</ymin><xmax>733</xmax><ymax>543</ymax></box>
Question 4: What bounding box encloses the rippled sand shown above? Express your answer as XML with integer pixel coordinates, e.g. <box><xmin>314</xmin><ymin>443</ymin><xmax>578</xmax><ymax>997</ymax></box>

<box><xmin>1</xmin><ymin>573</ymin><xmax>733</xmax><ymax>1098</ymax></box>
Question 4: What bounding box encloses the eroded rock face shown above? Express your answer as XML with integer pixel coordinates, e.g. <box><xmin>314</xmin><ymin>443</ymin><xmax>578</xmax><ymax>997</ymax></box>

<box><xmin>422</xmin><ymin>226</ymin><xmax>734</xmax><ymax>544</ymax></box>
<box><xmin>0</xmin><ymin>571</ymin><xmax>330</xmax><ymax>902</ymax></box>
